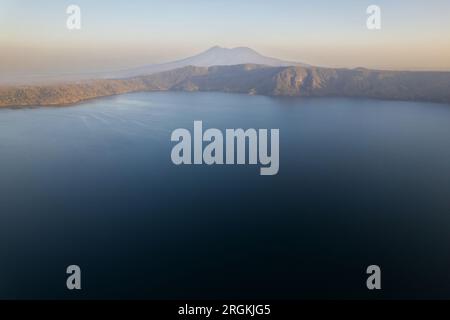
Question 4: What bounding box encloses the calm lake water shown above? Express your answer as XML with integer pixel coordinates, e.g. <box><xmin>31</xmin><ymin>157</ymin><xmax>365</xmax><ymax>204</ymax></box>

<box><xmin>1</xmin><ymin>92</ymin><xmax>450</xmax><ymax>299</ymax></box>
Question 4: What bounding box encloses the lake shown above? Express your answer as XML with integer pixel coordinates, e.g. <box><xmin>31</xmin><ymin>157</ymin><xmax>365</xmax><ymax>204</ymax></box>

<box><xmin>1</xmin><ymin>92</ymin><xmax>450</xmax><ymax>299</ymax></box>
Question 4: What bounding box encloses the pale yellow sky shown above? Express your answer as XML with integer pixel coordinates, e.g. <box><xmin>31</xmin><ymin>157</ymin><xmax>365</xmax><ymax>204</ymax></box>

<box><xmin>1</xmin><ymin>0</ymin><xmax>449</xmax><ymax>75</ymax></box>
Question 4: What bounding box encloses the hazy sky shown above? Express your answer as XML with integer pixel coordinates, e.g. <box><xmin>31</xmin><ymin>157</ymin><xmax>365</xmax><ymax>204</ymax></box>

<box><xmin>1</xmin><ymin>0</ymin><xmax>450</xmax><ymax>74</ymax></box>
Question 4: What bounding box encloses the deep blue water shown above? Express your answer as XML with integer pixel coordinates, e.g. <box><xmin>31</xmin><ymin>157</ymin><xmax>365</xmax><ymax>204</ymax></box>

<box><xmin>1</xmin><ymin>92</ymin><xmax>450</xmax><ymax>299</ymax></box>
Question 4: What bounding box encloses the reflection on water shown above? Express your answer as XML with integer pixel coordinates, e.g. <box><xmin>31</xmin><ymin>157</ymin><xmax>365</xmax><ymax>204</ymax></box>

<box><xmin>1</xmin><ymin>92</ymin><xmax>450</xmax><ymax>299</ymax></box>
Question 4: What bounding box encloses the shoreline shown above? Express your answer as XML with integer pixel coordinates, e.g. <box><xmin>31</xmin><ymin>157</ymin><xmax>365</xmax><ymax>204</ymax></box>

<box><xmin>2</xmin><ymin>64</ymin><xmax>450</xmax><ymax>109</ymax></box>
<box><xmin>1</xmin><ymin>89</ymin><xmax>450</xmax><ymax>110</ymax></box>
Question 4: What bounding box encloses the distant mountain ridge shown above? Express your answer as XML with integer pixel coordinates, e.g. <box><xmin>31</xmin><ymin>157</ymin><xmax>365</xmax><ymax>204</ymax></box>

<box><xmin>0</xmin><ymin>46</ymin><xmax>307</xmax><ymax>85</ymax></box>
<box><xmin>2</xmin><ymin>64</ymin><xmax>450</xmax><ymax>107</ymax></box>
<box><xmin>109</xmin><ymin>46</ymin><xmax>308</xmax><ymax>78</ymax></box>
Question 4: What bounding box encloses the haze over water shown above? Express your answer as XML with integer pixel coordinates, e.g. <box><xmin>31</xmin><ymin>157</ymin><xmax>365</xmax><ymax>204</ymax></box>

<box><xmin>1</xmin><ymin>92</ymin><xmax>450</xmax><ymax>298</ymax></box>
